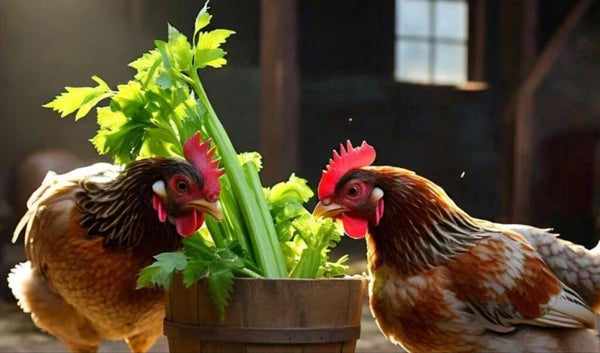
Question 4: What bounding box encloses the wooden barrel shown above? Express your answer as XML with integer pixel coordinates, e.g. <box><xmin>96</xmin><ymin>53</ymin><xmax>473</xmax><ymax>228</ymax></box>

<box><xmin>165</xmin><ymin>275</ymin><xmax>367</xmax><ymax>352</ymax></box>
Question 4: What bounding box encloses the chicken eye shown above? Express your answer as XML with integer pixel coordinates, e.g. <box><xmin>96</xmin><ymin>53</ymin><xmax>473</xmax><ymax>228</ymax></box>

<box><xmin>348</xmin><ymin>185</ymin><xmax>360</xmax><ymax>197</ymax></box>
<box><xmin>176</xmin><ymin>180</ymin><xmax>189</xmax><ymax>192</ymax></box>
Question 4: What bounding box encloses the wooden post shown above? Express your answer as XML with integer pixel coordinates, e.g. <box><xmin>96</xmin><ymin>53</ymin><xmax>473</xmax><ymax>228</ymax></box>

<box><xmin>498</xmin><ymin>0</ymin><xmax>537</xmax><ymax>223</ymax></box>
<box><xmin>502</xmin><ymin>0</ymin><xmax>591</xmax><ymax>223</ymax></box>
<box><xmin>468</xmin><ymin>0</ymin><xmax>486</xmax><ymax>81</ymax></box>
<box><xmin>260</xmin><ymin>0</ymin><xmax>299</xmax><ymax>185</ymax></box>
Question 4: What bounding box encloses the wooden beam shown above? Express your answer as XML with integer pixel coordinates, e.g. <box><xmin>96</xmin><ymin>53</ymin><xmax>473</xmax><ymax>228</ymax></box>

<box><xmin>498</xmin><ymin>0</ymin><xmax>538</xmax><ymax>222</ymax></box>
<box><xmin>260</xmin><ymin>0</ymin><xmax>299</xmax><ymax>185</ymax></box>
<box><xmin>519</xmin><ymin>0</ymin><xmax>592</xmax><ymax>96</ymax></box>
<box><xmin>512</xmin><ymin>95</ymin><xmax>535</xmax><ymax>222</ymax></box>
<box><xmin>468</xmin><ymin>0</ymin><xmax>486</xmax><ymax>81</ymax></box>
<box><xmin>508</xmin><ymin>0</ymin><xmax>591</xmax><ymax>223</ymax></box>
<box><xmin>510</xmin><ymin>0</ymin><xmax>538</xmax><ymax>223</ymax></box>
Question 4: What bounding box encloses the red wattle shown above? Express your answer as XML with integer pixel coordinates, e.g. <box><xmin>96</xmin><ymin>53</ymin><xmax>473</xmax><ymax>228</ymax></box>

<box><xmin>152</xmin><ymin>195</ymin><xmax>167</xmax><ymax>222</ymax></box>
<box><xmin>175</xmin><ymin>210</ymin><xmax>205</xmax><ymax>237</ymax></box>
<box><xmin>339</xmin><ymin>215</ymin><xmax>368</xmax><ymax>239</ymax></box>
<box><xmin>373</xmin><ymin>199</ymin><xmax>384</xmax><ymax>226</ymax></box>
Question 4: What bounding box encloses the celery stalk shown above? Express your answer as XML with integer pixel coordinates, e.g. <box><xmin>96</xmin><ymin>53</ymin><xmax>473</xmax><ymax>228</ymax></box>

<box><xmin>205</xmin><ymin>217</ymin><xmax>227</xmax><ymax>248</ymax></box>
<box><xmin>219</xmin><ymin>176</ymin><xmax>253</xmax><ymax>259</ymax></box>
<box><xmin>189</xmin><ymin>70</ymin><xmax>286</xmax><ymax>278</ymax></box>
<box><xmin>241</xmin><ymin>161</ymin><xmax>286</xmax><ymax>275</ymax></box>
<box><xmin>289</xmin><ymin>248</ymin><xmax>320</xmax><ymax>278</ymax></box>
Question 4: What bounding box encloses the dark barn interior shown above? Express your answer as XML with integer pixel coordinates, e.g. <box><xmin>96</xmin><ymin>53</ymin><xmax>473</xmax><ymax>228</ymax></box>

<box><xmin>0</xmin><ymin>0</ymin><xmax>599</xmax><ymax>351</ymax></box>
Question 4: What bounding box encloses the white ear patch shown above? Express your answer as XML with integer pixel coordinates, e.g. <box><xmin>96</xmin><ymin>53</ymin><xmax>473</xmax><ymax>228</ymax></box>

<box><xmin>370</xmin><ymin>187</ymin><xmax>384</xmax><ymax>202</ymax></box>
<box><xmin>152</xmin><ymin>180</ymin><xmax>167</xmax><ymax>198</ymax></box>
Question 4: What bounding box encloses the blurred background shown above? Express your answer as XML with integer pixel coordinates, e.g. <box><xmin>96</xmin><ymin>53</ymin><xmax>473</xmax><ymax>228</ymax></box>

<box><xmin>1</xmin><ymin>0</ymin><xmax>599</xmax><ymax>351</ymax></box>
<box><xmin>0</xmin><ymin>0</ymin><xmax>599</xmax><ymax>302</ymax></box>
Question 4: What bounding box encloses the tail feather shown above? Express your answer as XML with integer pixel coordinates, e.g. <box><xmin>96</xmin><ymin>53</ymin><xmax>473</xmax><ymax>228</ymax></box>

<box><xmin>7</xmin><ymin>262</ymin><xmax>102</xmax><ymax>348</ymax></box>
<box><xmin>7</xmin><ymin>261</ymin><xmax>37</xmax><ymax>313</ymax></box>
<box><xmin>8</xmin><ymin>261</ymin><xmax>65</xmax><ymax>316</ymax></box>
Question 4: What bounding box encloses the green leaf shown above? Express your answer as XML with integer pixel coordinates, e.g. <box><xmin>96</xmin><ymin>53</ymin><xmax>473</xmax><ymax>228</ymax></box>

<box><xmin>155</xmin><ymin>40</ymin><xmax>172</xmax><ymax>70</ymax></box>
<box><xmin>207</xmin><ymin>262</ymin><xmax>235</xmax><ymax>319</ymax></box>
<box><xmin>111</xmin><ymin>81</ymin><xmax>145</xmax><ymax>116</ymax></box>
<box><xmin>182</xmin><ymin>259</ymin><xmax>208</xmax><ymax>287</ymax></box>
<box><xmin>237</xmin><ymin>152</ymin><xmax>262</xmax><ymax>171</ymax></box>
<box><xmin>138</xmin><ymin>127</ymin><xmax>179</xmax><ymax>159</ymax></box>
<box><xmin>198</xmin><ymin>29</ymin><xmax>235</xmax><ymax>50</ymax></box>
<box><xmin>268</xmin><ymin>174</ymin><xmax>314</xmax><ymax>206</ymax></box>
<box><xmin>43</xmin><ymin>76</ymin><xmax>112</xmax><ymax>120</ymax></box>
<box><xmin>166</xmin><ymin>24</ymin><xmax>193</xmax><ymax>71</ymax></box>
<box><xmin>194</xmin><ymin>2</ymin><xmax>212</xmax><ymax>37</ymax></box>
<box><xmin>321</xmin><ymin>255</ymin><xmax>349</xmax><ymax>278</ymax></box>
<box><xmin>91</xmin><ymin>106</ymin><xmax>152</xmax><ymax>164</ymax></box>
<box><xmin>194</xmin><ymin>48</ymin><xmax>227</xmax><ymax>68</ymax></box>
<box><xmin>156</xmin><ymin>72</ymin><xmax>173</xmax><ymax>89</ymax></box>
<box><xmin>136</xmin><ymin>251</ymin><xmax>188</xmax><ymax>289</ymax></box>
<box><xmin>178</xmin><ymin>101</ymin><xmax>206</xmax><ymax>144</ymax></box>
<box><xmin>182</xmin><ymin>233</ymin><xmax>215</xmax><ymax>259</ymax></box>
<box><xmin>155</xmin><ymin>252</ymin><xmax>188</xmax><ymax>270</ymax></box>
<box><xmin>129</xmin><ymin>49</ymin><xmax>163</xmax><ymax>85</ymax></box>
<box><xmin>136</xmin><ymin>265</ymin><xmax>160</xmax><ymax>288</ymax></box>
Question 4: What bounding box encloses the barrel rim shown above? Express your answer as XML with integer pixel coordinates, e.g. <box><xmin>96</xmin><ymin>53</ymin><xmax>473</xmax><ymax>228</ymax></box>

<box><xmin>221</xmin><ymin>275</ymin><xmax>367</xmax><ymax>283</ymax></box>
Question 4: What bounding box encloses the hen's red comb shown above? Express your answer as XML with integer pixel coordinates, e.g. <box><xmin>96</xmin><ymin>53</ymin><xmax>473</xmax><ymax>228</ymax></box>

<box><xmin>183</xmin><ymin>132</ymin><xmax>225</xmax><ymax>202</ymax></box>
<box><xmin>318</xmin><ymin>140</ymin><xmax>376</xmax><ymax>199</ymax></box>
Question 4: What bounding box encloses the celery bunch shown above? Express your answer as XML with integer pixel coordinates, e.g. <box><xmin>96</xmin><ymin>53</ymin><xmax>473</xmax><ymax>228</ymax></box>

<box><xmin>44</xmin><ymin>3</ymin><xmax>348</xmax><ymax>317</ymax></box>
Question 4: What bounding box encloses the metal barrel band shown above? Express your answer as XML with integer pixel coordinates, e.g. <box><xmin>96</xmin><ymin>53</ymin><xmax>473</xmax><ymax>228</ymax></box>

<box><xmin>164</xmin><ymin>320</ymin><xmax>361</xmax><ymax>344</ymax></box>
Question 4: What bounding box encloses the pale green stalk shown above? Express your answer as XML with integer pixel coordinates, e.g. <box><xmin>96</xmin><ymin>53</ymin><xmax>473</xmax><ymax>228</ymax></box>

<box><xmin>188</xmin><ymin>69</ymin><xmax>286</xmax><ymax>278</ymax></box>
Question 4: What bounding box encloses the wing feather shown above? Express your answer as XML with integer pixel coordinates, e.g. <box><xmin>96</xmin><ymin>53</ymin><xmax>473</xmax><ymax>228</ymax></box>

<box><xmin>450</xmin><ymin>231</ymin><xmax>596</xmax><ymax>333</ymax></box>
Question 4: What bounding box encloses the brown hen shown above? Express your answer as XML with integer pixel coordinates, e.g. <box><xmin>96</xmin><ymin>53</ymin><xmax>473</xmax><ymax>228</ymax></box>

<box><xmin>314</xmin><ymin>141</ymin><xmax>600</xmax><ymax>353</ymax></box>
<box><xmin>8</xmin><ymin>132</ymin><xmax>223</xmax><ymax>353</ymax></box>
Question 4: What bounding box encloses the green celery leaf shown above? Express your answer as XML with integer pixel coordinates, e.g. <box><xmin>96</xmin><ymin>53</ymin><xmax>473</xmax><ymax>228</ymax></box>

<box><xmin>155</xmin><ymin>251</ymin><xmax>188</xmax><ymax>270</ymax></box>
<box><xmin>182</xmin><ymin>259</ymin><xmax>208</xmax><ymax>287</ymax></box>
<box><xmin>166</xmin><ymin>24</ymin><xmax>193</xmax><ymax>71</ymax></box>
<box><xmin>156</xmin><ymin>72</ymin><xmax>173</xmax><ymax>90</ymax></box>
<box><xmin>208</xmin><ymin>262</ymin><xmax>235</xmax><ymax>319</ymax></box>
<box><xmin>291</xmin><ymin>214</ymin><xmax>316</xmax><ymax>246</ymax></box>
<box><xmin>216</xmin><ymin>248</ymin><xmax>245</xmax><ymax>269</ymax></box>
<box><xmin>129</xmin><ymin>49</ymin><xmax>163</xmax><ymax>86</ymax></box>
<box><xmin>182</xmin><ymin>233</ymin><xmax>215</xmax><ymax>259</ymax></box>
<box><xmin>275</xmin><ymin>219</ymin><xmax>294</xmax><ymax>242</ymax></box>
<box><xmin>268</xmin><ymin>174</ymin><xmax>314</xmax><ymax>206</ymax></box>
<box><xmin>194</xmin><ymin>2</ymin><xmax>212</xmax><ymax>37</ymax></box>
<box><xmin>136</xmin><ymin>265</ymin><xmax>160</xmax><ymax>288</ymax></box>
<box><xmin>178</xmin><ymin>101</ymin><xmax>206</xmax><ymax>144</ymax></box>
<box><xmin>194</xmin><ymin>48</ymin><xmax>227</xmax><ymax>68</ymax></box>
<box><xmin>92</xmin><ymin>107</ymin><xmax>153</xmax><ymax>164</ymax></box>
<box><xmin>320</xmin><ymin>255</ymin><xmax>349</xmax><ymax>278</ymax></box>
<box><xmin>274</xmin><ymin>201</ymin><xmax>308</xmax><ymax>224</ymax></box>
<box><xmin>138</xmin><ymin>127</ymin><xmax>179</xmax><ymax>160</ymax></box>
<box><xmin>198</xmin><ymin>29</ymin><xmax>235</xmax><ymax>50</ymax></box>
<box><xmin>237</xmin><ymin>152</ymin><xmax>262</xmax><ymax>171</ymax></box>
<box><xmin>111</xmin><ymin>81</ymin><xmax>146</xmax><ymax>116</ymax></box>
<box><xmin>155</xmin><ymin>40</ymin><xmax>172</xmax><ymax>70</ymax></box>
<box><xmin>44</xmin><ymin>76</ymin><xmax>112</xmax><ymax>120</ymax></box>
<box><xmin>136</xmin><ymin>251</ymin><xmax>188</xmax><ymax>289</ymax></box>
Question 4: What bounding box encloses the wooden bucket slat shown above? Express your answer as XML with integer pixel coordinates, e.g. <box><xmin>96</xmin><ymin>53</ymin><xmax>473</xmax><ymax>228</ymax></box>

<box><xmin>167</xmin><ymin>275</ymin><xmax>201</xmax><ymax>352</ymax></box>
<box><xmin>164</xmin><ymin>321</ymin><xmax>361</xmax><ymax>343</ymax></box>
<box><xmin>165</xmin><ymin>276</ymin><xmax>367</xmax><ymax>353</ymax></box>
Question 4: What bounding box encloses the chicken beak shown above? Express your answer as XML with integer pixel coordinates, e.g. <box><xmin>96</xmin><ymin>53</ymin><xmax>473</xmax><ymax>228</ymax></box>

<box><xmin>313</xmin><ymin>201</ymin><xmax>346</xmax><ymax>219</ymax></box>
<box><xmin>187</xmin><ymin>199</ymin><xmax>223</xmax><ymax>221</ymax></box>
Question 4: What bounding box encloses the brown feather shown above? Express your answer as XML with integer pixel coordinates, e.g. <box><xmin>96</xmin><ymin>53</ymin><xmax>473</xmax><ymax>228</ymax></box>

<box><xmin>77</xmin><ymin>158</ymin><xmax>198</xmax><ymax>252</ymax></box>
<box><xmin>359</xmin><ymin>166</ymin><xmax>492</xmax><ymax>276</ymax></box>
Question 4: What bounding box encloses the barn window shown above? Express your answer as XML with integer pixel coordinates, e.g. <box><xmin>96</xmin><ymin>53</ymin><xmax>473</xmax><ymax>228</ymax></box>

<box><xmin>394</xmin><ymin>0</ymin><xmax>469</xmax><ymax>85</ymax></box>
